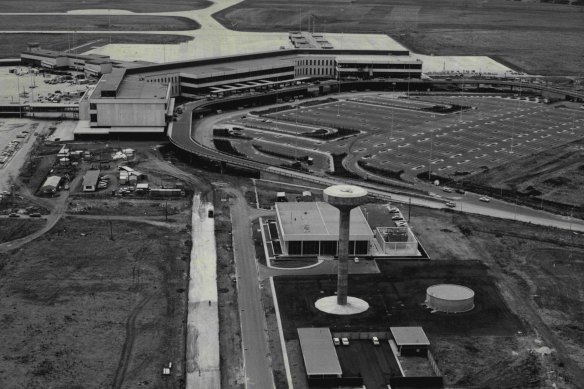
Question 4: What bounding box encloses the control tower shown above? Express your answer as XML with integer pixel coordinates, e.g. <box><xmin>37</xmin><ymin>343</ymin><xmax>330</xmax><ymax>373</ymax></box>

<box><xmin>315</xmin><ymin>184</ymin><xmax>370</xmax><ymax>315</ymax></box>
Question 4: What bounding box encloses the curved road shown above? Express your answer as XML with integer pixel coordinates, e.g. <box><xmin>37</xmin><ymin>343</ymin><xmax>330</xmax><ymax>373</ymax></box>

<box><xmin>169</xmin><ymin>92</ymin><xmax>584</xmax><ymax>232</ymax></box>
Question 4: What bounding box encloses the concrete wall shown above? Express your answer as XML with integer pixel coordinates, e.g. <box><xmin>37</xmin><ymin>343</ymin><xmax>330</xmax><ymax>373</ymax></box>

<box><xmin>94</xmin><ymin>101</ymin><xmax>166</xmax><ymax>127</ymax></box>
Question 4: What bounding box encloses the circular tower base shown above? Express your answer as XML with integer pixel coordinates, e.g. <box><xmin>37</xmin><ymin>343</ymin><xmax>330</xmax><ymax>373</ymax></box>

<box><xmin>315</xmin><ymin>296</ymin><xmax>369</xmax><ymax>315</ymax></box>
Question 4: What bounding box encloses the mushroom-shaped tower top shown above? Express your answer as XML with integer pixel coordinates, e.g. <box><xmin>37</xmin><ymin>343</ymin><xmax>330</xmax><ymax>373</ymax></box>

<box><xmin>324</xmin><ymin>184</ymin><xmax>368</xmax><ymax>209</ymax></box>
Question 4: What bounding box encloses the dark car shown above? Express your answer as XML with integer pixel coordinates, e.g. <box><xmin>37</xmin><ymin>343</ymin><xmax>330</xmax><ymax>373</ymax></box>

<box><xmin>455</xmin><ymin>189</ymin><xmax>466</xmax><ymax>194</ymax></box>
<box><xmin>8</xmin><ymin>213</ymin><xmax>20</xmax><ymax>218</ymax></box>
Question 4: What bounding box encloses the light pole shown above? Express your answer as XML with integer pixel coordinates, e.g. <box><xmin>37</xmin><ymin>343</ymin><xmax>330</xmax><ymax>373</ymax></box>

<box><xmin>337</xmin><ymin>69</ymin><xmax>341</xmax><ymax>116</ymax></box>
<box><xmin>459</xmin><ymin>82</ymin><xmax>464</xmax><ymax>122</ymax></box>
<box><xmin>428</xmin><ymin>127</ymin><xmax>434</xmax><ymax>181</ymax></box>
<box><xmin>390</xmin><ymin>82</ymin><xmax>396</xmax><ymax>140</ymax></box>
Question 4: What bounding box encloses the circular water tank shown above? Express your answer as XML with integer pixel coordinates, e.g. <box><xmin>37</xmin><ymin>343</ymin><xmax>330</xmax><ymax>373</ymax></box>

<box><xmin>425</xmin><ymin>284</ymin><xmax>475</xmax><ymax>313</ymax></box>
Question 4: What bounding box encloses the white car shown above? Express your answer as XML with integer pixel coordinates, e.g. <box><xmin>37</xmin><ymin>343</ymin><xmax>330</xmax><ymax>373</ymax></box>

<box><xmin>341</xmin><ymin>338</ymin><xmax>350</xmax><ymax>346</ymax></box>
<box><xmin>333</xmin><ymin>337</ymin><xmax>340</xmax><ymax>346</ymax></box>
<box><xmin>479</xmin><ymin>196</ymin><xmax>490</xmax><ymax>202</ymax></box>
<box><xmin>372</xmin><ymin>337</ymin><xmax>380</xmax><ymax>346</ymax></box>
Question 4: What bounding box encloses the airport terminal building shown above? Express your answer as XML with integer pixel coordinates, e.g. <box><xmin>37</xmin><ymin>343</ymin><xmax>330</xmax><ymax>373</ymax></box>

<box><xmin>14</xmin><ymin>32</ymin><xmax>423</xmax><ymax>134</ymax></box>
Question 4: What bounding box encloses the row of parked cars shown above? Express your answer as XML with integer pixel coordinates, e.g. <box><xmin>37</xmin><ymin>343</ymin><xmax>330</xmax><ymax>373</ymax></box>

<box><xmin>389</xmin><ymin>206</ymin><xmax>408</xmax><ymax>227</ymax></box>
<box><xmin>333</xmin><ymin>336</ymin><xmax>381</xmax><ymax>346</ymax></box>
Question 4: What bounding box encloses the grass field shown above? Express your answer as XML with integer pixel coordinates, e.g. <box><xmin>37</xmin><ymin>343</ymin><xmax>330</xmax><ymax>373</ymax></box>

<box><xmin>0</xmin><ymin>15</ymin><xmax>199</xmax><ymax>31</ymax></box>
<box><xmin>214</xmin><ymin>0</ymin><xmax>584</xmax><ymax>75</ymax></box>
<box><xmin>0</xmin><ymin>33</ymin><xmax>192</xmax><ymax>59</ymax></box>
<box><xmin>0</xmin><ymin>217</ymin><xmax>189</xmax><ymax>388</ymax></box>
<box><xmin>0</xmin><ymin>0</ymin><xmax>211</xmax><ymax>13</ymax></box>
<box><xmin>0</xmin><ymin>218</ymin><xmax>45</xmax><ymax>243</ymax></box>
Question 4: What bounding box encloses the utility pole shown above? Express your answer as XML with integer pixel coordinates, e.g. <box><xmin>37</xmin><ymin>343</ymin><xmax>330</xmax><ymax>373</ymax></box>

<box><xmin>109</xmin><ymin>220</ymin><xmax>114</xmax><ymax>240</ymax></box>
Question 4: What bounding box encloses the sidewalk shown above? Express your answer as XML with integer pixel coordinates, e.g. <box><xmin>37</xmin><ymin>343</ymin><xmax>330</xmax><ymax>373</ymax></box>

<box><xmin>186</xmin><ymin>193</ymin><xmax>220</xmax><ymax>389</ymax></box>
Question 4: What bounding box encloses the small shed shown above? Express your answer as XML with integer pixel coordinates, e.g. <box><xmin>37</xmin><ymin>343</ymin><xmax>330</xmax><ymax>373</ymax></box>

<box><xmin>391</xmin><ymin>326</ymin><xmax>431</xmax><ymax>356</ymax></box>
<box><xmin>40</xmin><ymin>175</ymin><xmax>62</xmax><ymax>195</ymax></box>
<box><xmin>82</xmin><ymin>169</ymin><xmax>101</xmax><ymax>192</ymax></box>
<box><xmin>276</xmin><ymin>192</ymin><xmax>287</xmax><ymax>202</ymax></box>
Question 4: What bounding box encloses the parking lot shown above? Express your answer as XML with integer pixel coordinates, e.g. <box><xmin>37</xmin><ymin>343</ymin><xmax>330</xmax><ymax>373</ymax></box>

<box><xmin>217</xmin><ymin>93</ymin><xmax>584</xmax><ymax>180</ymax></box>
<box><xmin>0</xmin><ymin>66</ymin><xmax>90</xmax><ymax>105</ymax></box>
<box><xmin>335</xmin><ymin>339</ymin><xmax>401</xmax><ymax>388</ymax></box>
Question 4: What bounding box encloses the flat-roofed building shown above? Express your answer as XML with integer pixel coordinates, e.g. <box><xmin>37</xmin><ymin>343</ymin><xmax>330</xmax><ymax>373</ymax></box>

<box><xmin>275</xmin><ymin>202</ymin><xmax>373</xmax><ymax>256</ymax></box>
<box><xmin>82</xmin><ymin>169</ymin><xmax>100</xmax><ymax>192</ymax></box>
<box><xmin>21</xmin><ymin>48</ymin><xmax>113</xmax><ymax>75</ymax></box>
<box><xmin>78</xmin><ymin>68</ymin><xmax>172</xmax><ymax>134</ymax></box>
<box><xmin>335</xmin><ymin>55</ymin><xmax>423</xmax><ymax>80</ymax></box>
<box><xmin>297</xmin><ymin>328</ymin><xmax>342</xmax><ymax>379</ymax></box>
<box><xmin>391</xmin><ymin>326</ymin><xmax>431</xmax><ymax>356</ymax></box>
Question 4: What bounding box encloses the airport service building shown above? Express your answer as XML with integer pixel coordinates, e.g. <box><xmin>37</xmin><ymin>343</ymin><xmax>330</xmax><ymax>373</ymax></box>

<box><xmin>275</xmin><ymin>202</ymin><xmax>373</xmax><ymax>256</ymax></box>
<box><xmin>77</xmin><ymin>68</ymin><xmax>173</xmax><ymax>134</ymax></box>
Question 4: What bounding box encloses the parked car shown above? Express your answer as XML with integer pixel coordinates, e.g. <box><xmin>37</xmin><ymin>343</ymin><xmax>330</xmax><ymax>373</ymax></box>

<box><xmin>372</xmin><ymin>337</ymin><xmax>380</xmax><ymax>346</ymax></box>
<box><xmin>341</xmin><ymin>338</ymin><xmax>350</xmax><ymax>346</ymax></box>
<box><xmin>442</xmin><ymin>187</ymin><xmax>453</xmax><ymax>193</ymax></box>
<box><xmin>479</xmin><ymin>196</ymin><xmax>491</xmax><ymax>202</ymax></box>
<box><xmin>445</xmin><ymin>201</ymin><xmax>456</xmax><ymax>208</ymax></box>
<box><xmin>353</xmin><ymin>257</ymin><xmax>360</xmax><ymax>264</ymax></box>
<box><xmin>29</xmin><ymin>213</ymin><xmax>42</xmax><ymax>218</ymax></box>
<box><xmin>392</xmin><ymin>215</ymin><xmax>403</xmax><ymax>221</ymax></box>
<box><xmin>8</xmin><ymin>213</ymin><xmax>20</xmax><ymax>218</ymax></box>
<box><xmin>455</xmin><ymin>189</ymin><xmax>466</xmax><ymax>194</ymax></box>
<box><xmin>333</xmin><ymin>337</ymin><xmax>340</xmax><ymax>346</ymax></box>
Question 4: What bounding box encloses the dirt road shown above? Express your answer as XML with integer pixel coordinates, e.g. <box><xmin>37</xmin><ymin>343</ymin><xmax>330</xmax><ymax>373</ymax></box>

<box><xmin>186</xmin><ymin>193</ymin><xmax>220</xmax><ymax>389</ymax></box>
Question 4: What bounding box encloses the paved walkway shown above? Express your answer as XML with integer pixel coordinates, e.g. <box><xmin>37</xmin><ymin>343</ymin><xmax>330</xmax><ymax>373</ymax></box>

<box><xmin>186</xmin><ymin>193</ymin><xmax>220</xmax><ymax>389</ymax></box>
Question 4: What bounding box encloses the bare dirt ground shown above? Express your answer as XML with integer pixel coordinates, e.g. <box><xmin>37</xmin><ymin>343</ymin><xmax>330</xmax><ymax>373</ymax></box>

<box><xmin>214</xmin><ymin>0</ymin><xmax>584</xmax><ymax>75</ymax></box>
<box><xmin>0</xmin><ymin>216</ymin><xmax>189</xmax><ymax>389</ymax></box>
<box><xmin>259</xmin><ymin>278</ymin><xmax>287</xmax><ymax>389</ymax></box>
<box><xmin>214</xmin><ymin>188</ymin><xmax>245</xmax><ymax>389</ymax></box>
<box><xmin>68</xmin><ymin>198</ymin><xmax>190</xmax><ymax>218</ymax></box>
<box><xmin>408</xmin><ymin>207</ymin><xmax>584</xmax><ymax>388</ymax></box>
<box><xmin>467</xmin><ymin>138</ymin><xmax>584</xmax><ymax>208</ymax></box>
